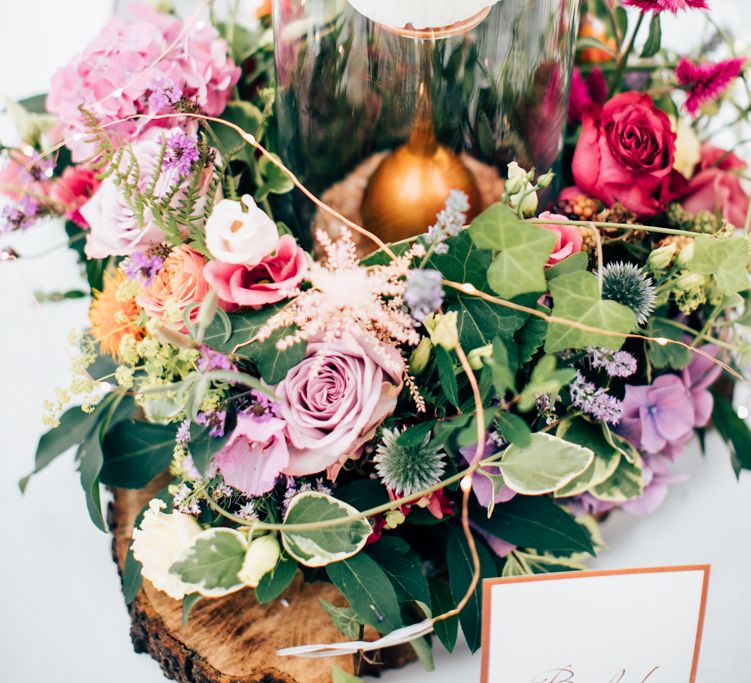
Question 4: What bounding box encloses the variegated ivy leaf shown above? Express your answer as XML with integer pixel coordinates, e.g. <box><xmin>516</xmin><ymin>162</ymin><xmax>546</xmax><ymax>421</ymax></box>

<box><xmin>498</xmin><ymin>433</ymin><xmax>594</xmax><ymax>495</ymax></box>
<box><xmin>170</xmin><ymin>528</ymin><xmax>248</xmax><ymax>597</ymax></box>
<box><xmin>689</xmin><ymin>235</ymin><xmax>750</xmax><ymax>296</ymax></box>
<box><xmin>469</xmin><ymin>204</ymin><xmax>557</xmax><ymax>300</ymax></box>
<box><xmin>545</xmin><ymin>271</ymin><xmax>636</xmax><ymax>352</ymax></box>
<box><xmin>591</xmin><ymin>452</ymin><xmax>644</xmax><ymax>502</ymax></box>
<box><xmin>281</xmin><ymin>492</ymin><xmax>372</xmax><ymax>568</ymax></box>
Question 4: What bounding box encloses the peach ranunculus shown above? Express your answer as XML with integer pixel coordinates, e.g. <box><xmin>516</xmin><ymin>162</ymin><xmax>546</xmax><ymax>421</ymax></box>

<box><xmin>136</xmin><ymin>245</ymin><xmax>209</xmax><ymax>328</ymax></box>
<box><xmin>204</xmin><ymin>235</ymin><xmax>308</xmax><ymax>309</ymax></box>
<box><xmin>536</xmin><ymin>211</ymin><xmax>584</xmax><ymax>266</ymax></box>
<box><xmin>679</xmin><ymin>145</ymin><xmax>750</xmax><ymax>228</ymax></box>
<box><xmin>49</xmin><ymin>166</ymin><xmax>100</xmax><ymax>228</ymax></box>
<box><xmin>275</xmin><ymin>334</ymin><xmax>404</xmax><ymax>477</ymax></box>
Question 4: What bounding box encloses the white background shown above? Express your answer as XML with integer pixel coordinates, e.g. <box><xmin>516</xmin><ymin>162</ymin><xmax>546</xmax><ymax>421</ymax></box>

<box><xmin>0</xmin><ymin>1</ymin><xmax>750</xmax><ymax>681</ymax></box>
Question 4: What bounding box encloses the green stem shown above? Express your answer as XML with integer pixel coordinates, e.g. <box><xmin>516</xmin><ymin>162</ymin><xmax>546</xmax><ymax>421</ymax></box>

<box><xmin>655</xmin><ymin>316</ymin><xmax>734</xmax><ymax>351</ymax></box>
<box><xmin>609</xmin><ymin>12</ymin><xmax>645</xmax><ymax>97</ymax></box>
<box><xmin>529</xmin><ymin>218</ymin><xmax>698</xmax><ymax>239</ymax></box>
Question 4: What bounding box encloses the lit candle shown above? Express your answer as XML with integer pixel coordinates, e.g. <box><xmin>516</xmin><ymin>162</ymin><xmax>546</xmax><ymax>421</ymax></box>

<box><xmin>348</xmin><ymin>0</ymin><xmax>502</xmax><ymax>31</ymax></box>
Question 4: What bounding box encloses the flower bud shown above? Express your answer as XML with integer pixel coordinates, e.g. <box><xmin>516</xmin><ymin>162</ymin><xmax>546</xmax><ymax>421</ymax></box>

<box><xmin>238</xmin><ymin>535</ymin><xmax>281</xmax><ymax>587</ymax></box>
<box><xmin>517</xmin><ymin>190</ymin><xmax>539</xmax><ymax>218</ymax></box>
<box><xmin>467</xmin><ymin>343</ymin><xmax>493</xmax><ymax>370</ymax></box>
<box><xmin>676</xmin><ymin>242</ymin><xmax>695</xmax><ymax>268</ymax></box>
<box><xmin>424</xmin><ymin>312</ymin><xmax>459</xmax><ymax>351</ymax></box>
<box><xmin>409</xmin><ymin>337</ymin><xmax>433</xmax><ymax>375</ymax></box>
<box><xmin>647</xmin><ymin>244</ymin><xmax>676</xmax><ymax>271</ymax></box>
<box><xmin>674</xmin><ymin>271</ymin><xmax>705</xmax><ymax>292</ymax></box>
<box><xmin>537</xmin><ymin>170</ymin><xmax>555</xmax><ymax>189</ymax></box>
<box><xmin>505</xmin><ymin>162</ymin><xmax>527</xmax><ymax>195</ymax></box>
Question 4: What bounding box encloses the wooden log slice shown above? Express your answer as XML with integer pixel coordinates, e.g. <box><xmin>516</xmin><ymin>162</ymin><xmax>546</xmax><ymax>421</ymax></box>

<box><xmin>110</xmin><ymin>477</ymin><xmax>415</xmax><ymax>683</ymax></box>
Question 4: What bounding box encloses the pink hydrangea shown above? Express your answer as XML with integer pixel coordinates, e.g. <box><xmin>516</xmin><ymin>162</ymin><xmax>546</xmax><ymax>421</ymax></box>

<box><xmin>47</xmin><ymin>4</ymin><xmax>240</xmax><ymax>160</ymax></box>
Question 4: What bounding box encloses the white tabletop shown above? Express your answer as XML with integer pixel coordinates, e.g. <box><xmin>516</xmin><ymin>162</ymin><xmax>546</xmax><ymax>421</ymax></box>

<box><xmin>1</xmin><ymin>2</ymin><xmax>749</xmax><ymax>681</ymax></box>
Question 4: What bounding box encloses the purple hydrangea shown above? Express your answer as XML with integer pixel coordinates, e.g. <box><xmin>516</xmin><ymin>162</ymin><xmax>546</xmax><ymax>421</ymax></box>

<box><xmin>570</xmin><ymin>371</ymin><xmax>623</xmax><ymax>424</ymax></box>
<box><xmin>197</xmin><ymin>347</ymin><xmax>235</xmax><ymax>373</ymax></box>
<box><xmin>122</xmin><ymin>251</ymin><xmax>165</xmax><ymax>285</ymax></box>
<box><xmin>405</xmin><ymin>268</ymin><xmax>445</xmax><ymax>322</ymax></box>
<box><xmin>163</xmin><ymin>130</ymin><xmax>200</xmax><ymax>178</ymax></box>
<box><xmin>588</xmin><ymin>347</ymin><xmax>638</xmax><ymax>378</ymax></box>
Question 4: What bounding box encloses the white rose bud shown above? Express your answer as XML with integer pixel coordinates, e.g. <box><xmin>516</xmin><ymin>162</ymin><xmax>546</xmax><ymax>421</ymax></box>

<box><xmin>467</xmin><ymin>343</ymin><xmax>493</xmax><ymax>370</ymax></box>
<box><xmin>131</xmin><ymin>499</ymin><xmax>203</xmax><ymax>600</ymax></box>
<box><xmin>424</xmin><ymin>312</ymin><xmax>460</xmax><ymax>351</ymax></box>
<box><xmin>676</xmin><ymin>242</ymin><xmax>695</xmax><ymax>268</ymax></box>
<box><xmin>205</xmin><ymin>195</ymin><xmax>279</xmax><ymax>265</ymax></box>
<box><xmin>647</xmin><ymin>244</ymin><xmax>677</xmax><ymax>271</ymax></box>
<box><xmin>238</xmin><ymin>535</ymin><xmax>281</xmax><ymax>587</ymax></box>
<box><xmin>409</xmin><ymin>337</ymin><xmax>433</xmax><ymax>375</ymax></box>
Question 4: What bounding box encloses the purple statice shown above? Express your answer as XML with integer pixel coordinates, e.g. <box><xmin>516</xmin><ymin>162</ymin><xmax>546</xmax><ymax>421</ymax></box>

<box><xmin>163</xmin><ymin>130</ymin><xmax>200</xmax><ymax>178</ymax></box>
<box><xmin>173</xmin><ymin>483</ymin><xmax>200</xmax><ymax>515</ymax></box>
<box><xmin>424</xmin><ymin>189</ymin><xmax>470</xmax><ymax>254</ymax></box>
<box><xmin>404</xmin><ymin>268</ymin><xmax>444</xmax><ymax>321</ymax></box>
<box><xmin>196</xmin><ymin>409</ymin><xmax>227</xmax><ymax>438</ymax></box>
<box><xmin>236</xmin><ymin>500</ymin><xmax>257</xmax><ymax>521</ymax></box>
<box><xmin>122</xmin><ymin>250</ymin><xmax>165</xmax><ymax>285</ymax></box>
<box><xmin>588</xmin><ymin>347</ymin><xmax>638</xmax><ymax>378</ymax></box>
<box><xmin>197</xmin><ymin>346</ymin><xmax>235</xmax><ymax>373</ymax></box>
<box><xmin>569</xmin><ymin>371</ymin><xmax>623</xmax><ymax>425</ymax></box>
<box><xmin>176</xmin><ymin>419</ymin><xmax>192</xmax><ymax>445</ymax></box>
<box><xmin>239</xmin><ymin>389</ymin><xmax>281</xmax><ymax>423</ymax></box>
<box><xmin>148</xmin><ymin>77</ymin><xmax>184</xmax><ymax>112</ymax></box>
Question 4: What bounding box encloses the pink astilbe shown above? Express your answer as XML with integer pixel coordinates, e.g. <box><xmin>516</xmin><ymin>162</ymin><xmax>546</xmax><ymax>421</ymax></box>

<box><xmin>257</xmin><ymin>229</ymin><xmax>422</xmax><ymax>373</ymax></box>
<box><xmin>623</xmin><ymin>0</ymin><xmax>708</xmax><ymax>13</ymax></box>
<box><xmin>676</xmin><ymin>57</ymin><xmax>746</xmax><ymax>116</ymax></box>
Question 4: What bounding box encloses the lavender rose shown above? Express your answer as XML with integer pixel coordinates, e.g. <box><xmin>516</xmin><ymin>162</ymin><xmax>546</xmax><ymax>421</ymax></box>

<box><xmin>276</xmin><ymin>335</ymin><xmax>404</xmax><ymax>476</ymax></box>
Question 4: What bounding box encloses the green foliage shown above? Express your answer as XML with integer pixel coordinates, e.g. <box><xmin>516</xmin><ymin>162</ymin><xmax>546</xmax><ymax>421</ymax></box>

<box><xmin>689</xmin><ymin>235</ymin><xmax>750</xmax><ymax>296</ymax></box>
<box><xmin>281</xmin><ymin>492</ymin><xmax>371</xmax><ymax>567</ymax></box>
<box><xmin>170</xmin><ymin>528</ymin><xmax>247</xmax><ymax>595</ymax></box>
<box><xmin>331</xmin><ymin>665</ymin><xmax>363</xmax><ymax>683</ymax></box>
<box><xmin>648</xmin><ymin>318</ymin><xmax>691</xmax><ymax>369</ymax></box>
<box><xmin>435</xmin><ymin>346</ymin><xmax>459</xmax><ymax>408</ymax></box>
<box><xmin>448</xmin><ymin>296</ymin><xmax>528</xmax><ymax>351</ymax></box>
<box><xmin>429</xmin><ymin>579</ymin><xmax>458</xmax><ymax>652</ymax></box>
<box><xmin>182</xmin><ymin>593</ymin><xmax>204</xmax><ymax>627</ymax></box>
<box><xmin>471</xmin><ymin>496</ymin><xmax>594</xmax><ymax>555</ymax></box>
<box><xmin>250</xmin><ymin>327</ymin><xmax>307</xmax><ymax>385</ymax></box>
<box><xmin>326</xmin><ymin>553</ymin><xmax>403</xmax><ymax>634</ymax></box>
<box><xmin>545</xmin><ymin>271</ymin><xmax>636</xmax><ymax>352</ymax></box>
<box><xmin>518</xmin><ymin>355</ymin><xmax>576</xmax><ymax>412</ymax></box>
<box><xmin>188</xmin><ymin>420</ymin><xmax>233</xmax><ymax>478</ymax></box>
<box><xmin>711</xmin><ymin>392</ymin><xmax>751</xmax><ymax>475</ymax></box>
<box><xmin>427</xmin><ymin>230</ymin><xmax>490</xmax><ymax>290</ymax></box>
<box><xmin>641</xmin><ymin>14</ymin><xmax>662</xmax><ymax>58</ymax></box>
<box><xmin>469</xmin><ymin>204</ymin><xmax>556</xmax><ymax>299</ymax></box>
<box><xmin>446</xmin><ymin>527</ymin><xmax>498</xmax><ymax>653</ymax></box>
<box><xmin>101</xmin><ymin>420</ymin><xmax>177</xmax><ymax>489</ymax></box>
<box><xmin>320</xmin><ymin>599</ymin><xmax>362</xmax><ymax>639</ymax></box>
<box><xmin>591</xmin><ymin>451</ymin><xmax>644</xmax><ymax>502</ymax></box>
<box><xmin>255</xmin><ymin>554</ymin><xmax>298</xmax><ymax>604</ymax></box>
<box><xmin>366</xmin><ymin>537</ymin><xmax>431</xmax><ymax>607</ymax></box>
<box><xmin>333</xmin><ymin>480</ymin><xmax>390</xmax><ymax>511</ymax></box>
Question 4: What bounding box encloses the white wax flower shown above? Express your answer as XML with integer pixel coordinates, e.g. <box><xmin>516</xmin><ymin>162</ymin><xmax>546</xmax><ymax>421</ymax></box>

<box><xmin>348</xmin><ymin>0</ymin><xmax>501</xmax><ymax>30</ymax></box>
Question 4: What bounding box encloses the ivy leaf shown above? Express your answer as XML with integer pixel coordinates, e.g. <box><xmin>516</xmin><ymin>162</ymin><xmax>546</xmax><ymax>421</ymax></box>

<box><xmin>326</xmin><ymin>553</ymin><xmax>403</xmax><ymax>634</ymax></box>
<box><xmin>472</xmin><ymin>496</ymin><xmax>594</xmax><ymax>554</ymax></box>
<box><xmin>209</xmin><ymin>100</ymin><xmax>264</xmax><ymax>159</ymax></box>
<box><xmin>449</xmin><ymin>296</ymin><xmax>528</xmax><ymax>350</ymax></box>
<box><xmin>498</xmin><ymin>433</ymin><xmax>594</xmax><ymax>495</ymax></box>
<box><xmin>514</xmin><ymin>310</ymin><xmax>549</xmax><ymax>365</ymax></box>
<box><xmin>545</xmin><ymin>271</ymin><xmax>636</xmax><ymax>352</ymax></box>
<box><xmin>446</xmin><ymin>527</ymin><xmax>498</xmax><ymax>653</ymax></box>
<box><xmin>255</xmin><ymin>554</ymin><xmax>298</xmax><ymax>604</ymax></box>
<box><xmin>101</xmin><ymin>420</ymin><xmax>177</xmax><ymax>489</ymax></box>
<box><xmin>170</xmin><ymin>528</ymin><xmax>247</xmax><ymax>596</ymax></box>
<box><xmin>546</xmin><ymin>251</ymin><xmax>588</xmax><ymax>280</ymax></box>
<box><xmin>366</xmin><ymin>537</ymin><xmax>431</xmax><ymax>607</ymax></box>
<box><xmin>648</xmin><ymin>318</ymin><xmax>691</xmax><ymax>370</ymax></box>
<box><xmin>469</xmin><ymin>204</ymin><xmax>556</xmax><ymax>299</ymax></box>
<box><xmin>689</xmin><ymin>235</ymin><xmax>750</xmax><ymax>296</ymax></box>
<box><xmin>427</xmin><ymin>230</ymin><xmax>490</xmax><ymax>290</ymax></box>
<box><xmin>256</xmin><ymin>154</ymin><xmax>295</xmax><ymax>201</ymax></box>
<box><xmin>281</xmin><ymin>492</ymin><xmax>372</xmax><ymax>567</ymax></box>
<box><xmin>320</xmin><ymin>599</ymin><xmax>362</xmax><ymax>639</ymax></box>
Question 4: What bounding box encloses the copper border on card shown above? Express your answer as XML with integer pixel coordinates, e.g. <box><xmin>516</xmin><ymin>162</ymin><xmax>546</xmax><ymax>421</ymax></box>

<box><xmin>479</xmin><ymin>564</ymin><xmax>711</xmax><ymax>683</ymax></box>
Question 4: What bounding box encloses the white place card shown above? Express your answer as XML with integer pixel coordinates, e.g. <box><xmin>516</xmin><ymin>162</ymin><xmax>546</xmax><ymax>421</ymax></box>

<box><xmin>481</xmin><ymin>565</ymin><xmax>710</xmax><ymax>683</ymax></box>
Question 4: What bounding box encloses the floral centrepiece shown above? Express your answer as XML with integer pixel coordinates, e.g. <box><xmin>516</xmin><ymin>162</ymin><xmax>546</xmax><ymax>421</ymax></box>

<box><xmin>4</xmin><ymin>2</ymin><xmax>751</xmax><ymax>680</ymax></box>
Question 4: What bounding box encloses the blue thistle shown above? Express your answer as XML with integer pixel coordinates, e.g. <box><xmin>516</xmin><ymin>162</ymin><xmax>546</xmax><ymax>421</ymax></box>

<box><xmin>374</xmin><ymin>428</ymin><xmax>446</xmax><ymax>496</ymax></box>
<box><xmin>601</xmin><ymin>262</ymin><xmax>656</xmax><ymax>326</ymax></box>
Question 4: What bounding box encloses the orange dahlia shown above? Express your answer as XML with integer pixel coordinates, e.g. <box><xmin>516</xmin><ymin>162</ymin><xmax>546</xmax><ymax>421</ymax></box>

<box><xmin>89</xmin><ymin>270</ymin><xmax>144</xmax><ymax>359</ymax></box>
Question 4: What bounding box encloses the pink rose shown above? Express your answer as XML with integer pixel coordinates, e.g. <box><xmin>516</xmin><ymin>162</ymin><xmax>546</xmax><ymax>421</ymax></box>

<box><xmin>573</xmin><ymin>92</ymin><xmax>676</xmax><ymax>217</ymax></box>
<box><xmin>276</xmin><ymin>335</ymin><xmax>404</xmax><ymax>477</ymax></box>
<box><xmin>678</xmin><ymin>145</ymin><xmax>750</xmax><ymax>228</ymax></box>
<box><xmin>214</xmin><ymin>416</ymin><xmax>289</xmax><ymax>496</ymax></box>
<box><xmin>136</xmin><ymin>245</ymin><xmax>208</xmax><ymax>327</ymax></box>
<box><xmin>204</xmin><ymin>235</ymin><xmax>308</xmax><ymax>308</ymax></box>
<box><xmin>536</xmin><ymin>211</ymin><xmax>583</xmax><ymax>266</ymax></box>
<box><xmin>50</xmin><ymin>166</ymin><xmax>100</xmax><ymax>228</ymax></box>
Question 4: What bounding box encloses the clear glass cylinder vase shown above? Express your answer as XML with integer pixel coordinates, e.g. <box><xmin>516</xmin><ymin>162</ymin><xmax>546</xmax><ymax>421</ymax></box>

<box><xmin>273</xmin><ymin>0</ymin><xmax>581</xmax><ymax>243</ymax></box>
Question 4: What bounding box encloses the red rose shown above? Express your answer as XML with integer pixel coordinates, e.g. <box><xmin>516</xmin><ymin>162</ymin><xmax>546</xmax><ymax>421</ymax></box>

<box><xmin>678</xmin><ymin>145</ymin><xmax>750</xmax><ymax>228</ymax></box>
<box><xmin>50</xmin><ymin>166</ymin><xmax>100</xmax><ymax>228</ymax></box>
<box><xmin>572</xmin><ymin>92</ymin><xmax>676</xmax><ymax>217</ymax></box>
<box><xmin>204</xmin><ymin>235</ymin><xmax>308</xmax><ymax>308</ymax></box>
